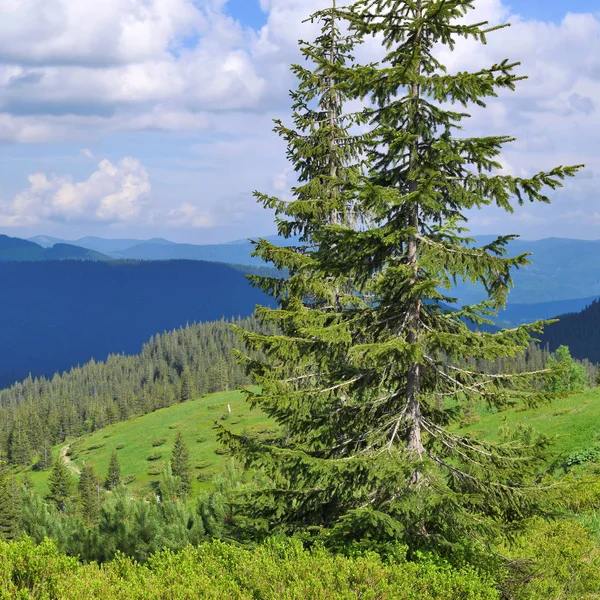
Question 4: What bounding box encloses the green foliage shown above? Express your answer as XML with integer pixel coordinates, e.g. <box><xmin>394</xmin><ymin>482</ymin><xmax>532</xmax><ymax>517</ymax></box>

<box><xmin>544</xmin><ymin>345</ymin><xmax>587</xmax><ymax>394</ymax></box>
<box><xmin>224</xmin><ymin>0</ymin><xmax>584</xmax><ymax>561</ymax></box>
<box><xmin>0</xmin><ymin>536</ymin><xmax>500</xmax><ymax>599</ymax></box>
<box><xmin>562</xmin><ymin>444</ymin><xmax>600</xmax><ymax>469</ymax></box>
<box><xmin>498</xmin><ymin>519</ymin><xmax>600</xmax><ymax>599</ymax></box>
<box><xmin>151</xmin><ymin>438</ymin><xmax>166</xmax><ymax>447</ymax></box>
<box><xmin>104</xmin><ymin>452</ymin><xmax>122</xmax><ymax>490</ymax></box>
<box><xmin>78</xmin><ymin>463</ymin><xmax>101</xmax><ymax>526</ymax></box>
<box><xmin>146</xmin><ymin>452</ymin><xmax>163</xmax><ymax>462</ymax></box>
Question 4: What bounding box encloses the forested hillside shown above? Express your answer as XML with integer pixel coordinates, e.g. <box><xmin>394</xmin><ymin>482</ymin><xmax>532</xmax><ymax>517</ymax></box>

<box><xmin>541</xmin><ymin>299</ymin><xmax>600</xmax><ymax>362</ymax></box>
<box><xmin>0</xmin><ymin>260</ymin><xmax>273</xmax><ymax>386</ymax></box>
<box><xmin>0</xmin><ymin>316</ymin><xmax>270</xmax><ymax>467</ymax></box>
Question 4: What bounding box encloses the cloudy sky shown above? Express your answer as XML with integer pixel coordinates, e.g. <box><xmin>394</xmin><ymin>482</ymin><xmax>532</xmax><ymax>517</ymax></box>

<box><xmin>0</xmin><ymin>0</ymin><xmax>598</xmax><ymax>244</ymax></box>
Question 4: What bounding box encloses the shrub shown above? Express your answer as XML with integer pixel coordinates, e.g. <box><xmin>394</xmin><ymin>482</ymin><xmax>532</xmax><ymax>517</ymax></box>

<box><xmin>146</xmin><ymin>452</ymin><xmax>162</xmax><ymax>462</ymax></box>
<box><xmin>0</xmin><ymin>537</ymin><xmax>499</xmax><ymax>599</ymax></box>
<box><xmin>563</xmin><ymin>444</ymin><xmax>600</xmax><ymax>469</ymax></box>
<box><xmin>152</xmin><ymin>438</ymin><xmax>167</xmax><ymax>447</ymax></box>
<box><xmin>499</xmin><ymin>519</ymin><xmax>600</xmax><ymax>599</ymax></box>
<box><xmin>116</xmin><ymin>444</ymin><xmax>126</xmax><ymax>450</ymax></box>
<box><xmin>86</xmin><ymin>443</ymin><xmax>106</xmax><ymax>451</ymax></box>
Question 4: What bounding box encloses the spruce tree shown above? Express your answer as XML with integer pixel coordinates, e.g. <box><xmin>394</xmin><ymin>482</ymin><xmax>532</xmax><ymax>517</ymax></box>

<box><xmin>180</xmin><ymin>367</ymin><xmax>194</xmax><ymax>403</ymax></box>
<box><xmin>170</xmin><ymin>432</ymin><xmax>192</xmax><ymax>497</ymax></box>
<box><xmin>222</xmin><ymin>0</ymin><xmax>584</xmax><ymax>557</ymax></box>
<box><xmin>46</xmin><ymin>455</ymin><xmax>72</xmax><ymax>512</ymax></box>
<box><xmin>36</xmin><ymin>438</ymin><xmax>53</xmax><ymax>471</ymax></box>
<box><xmin>8</xmin><ymin>422</ymin><xmax>32</xmax><ymax>467</ymax></box>
<box><xmin>104</xmin><ymin>451</ymin><xmax>122</xmax><ymax>490</ymax></box>
<box><xmin>0</xmin><ymin>462</ymin><xmax>19</xmax><ymax>540</ymax></box>
<box><xmin>78</xmin><ymin>463</ymin><xmax>101</xmax><ymax>525</ymax></box>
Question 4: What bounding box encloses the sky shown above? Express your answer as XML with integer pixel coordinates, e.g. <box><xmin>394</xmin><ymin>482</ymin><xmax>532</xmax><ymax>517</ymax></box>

<box><xmin>0</xmin><ymin>0</ymin><xmax>598</xmax><ymax>244</ymax></box>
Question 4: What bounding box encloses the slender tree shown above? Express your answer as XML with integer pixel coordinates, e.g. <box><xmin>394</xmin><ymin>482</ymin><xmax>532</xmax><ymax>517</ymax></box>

<box><xmin>171</xmin><ymin>432</ymin><xmax>192</xmax><ymax>497</ymax></box>
<box><xmin>46</xmin><ymin>455</ymin><xmax>72</xmax><ymax>512</ymax></box>
<box><xmin>104</xmin><ymin>451</ymin><xmax>122</xmax><ymax>491</ymax></box>
<box><xmin>78</xmin><ymin>463</ymin><xmax>101</xmax><ymax>525</ymax></box>
<box><xmin>36</xmin><ymin>438</ymin><xmax>53</xmax><ymax>471</ymax></box>
<box><xmin>0</xmin><ymin>462</ymin><xmax>19</xmax><ymax>540</ymax></box>
<box><xmin>223</xmin><ymin>0</ymin><xmax>584</xmax><ymax>558</ymax></box>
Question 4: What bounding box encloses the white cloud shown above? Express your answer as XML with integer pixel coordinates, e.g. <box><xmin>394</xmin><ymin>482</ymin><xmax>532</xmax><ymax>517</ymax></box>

<box><xmin>0</xmin><ymin>157</ymin><xmax>151</xmax><ymax>226</ymax></box>
<box><xmin>0</xmin><ymin>0</ymin><xmax>598</xmax><ymax>240</ymax></box>
<box><xmin>0</xmin><ymin>0</ymin><xmax>205</xmax><ymax>66</ymax></box>
<box><xmin>167</xmin><ymin>202</ymin><xmax>215</xmax><ymax>228</ymax></box>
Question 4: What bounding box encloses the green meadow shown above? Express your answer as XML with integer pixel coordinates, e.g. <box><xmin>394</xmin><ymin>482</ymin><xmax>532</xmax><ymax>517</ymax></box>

<box><xmin>25</xmin><ymin>386</ymin><xmax>600</xmax><ymax>499</ymax></box>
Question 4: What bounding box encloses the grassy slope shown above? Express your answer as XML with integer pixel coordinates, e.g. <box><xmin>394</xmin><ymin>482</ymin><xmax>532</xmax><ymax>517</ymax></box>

<box><xmin>27</xmin><ymin>389</ymin><xmax>273</xmax><ymax>497</ymax></box>
<box><xmin>457</xmin><ymin>387</ymin><xmax>600</xmax><ymax>465</ymax></box>
<box><xmin>26</xmin><ymin>386</ymin><xmax>600</xmax><ymax>497</ymax></box>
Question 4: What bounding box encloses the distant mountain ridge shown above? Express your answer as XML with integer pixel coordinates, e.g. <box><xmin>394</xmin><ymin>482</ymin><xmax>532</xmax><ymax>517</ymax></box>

<box><xmin>28</xmin><ymin>235</ymin><xmax>175</xmax><ymax>254</ymax></box>
<box><xmin>17</xmin><ymin>231</ymin><xmax>600</xmax><ymax>313</ymax></box>
<box><xmin>24</xmin><ymin>233</ymin><xmax>600</xmax><ymax>304</ymax></box>
<box><xmin>0</xmin><ymin>235</ymin><xmax>110</xmax><ymax>262</ymax></box>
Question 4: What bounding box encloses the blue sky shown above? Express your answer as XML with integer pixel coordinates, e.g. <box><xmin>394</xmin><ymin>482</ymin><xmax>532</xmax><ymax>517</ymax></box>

<box><xmin>0</xmin><ymin>0</ymin><xmax>598</xmax><ymax>244</ymax></box>
<box><xmin>225</xmin><ymin>0</ymin><xmax>600</xmax><ymax>29</ymax></box>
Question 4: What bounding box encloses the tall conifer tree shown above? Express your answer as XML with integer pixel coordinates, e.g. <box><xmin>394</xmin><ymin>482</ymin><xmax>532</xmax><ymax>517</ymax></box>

<box><xmin>171</xmin><ymin>432</ymin><xmax>192</xmax><ymax>497</ymax></box>
<box><xmin>0</xmin><ymin>462</ymin><xmax>19</xmax><ymax>540</ymax></box>
<box><xmin>104</xmin><ymin>451</ymin><xmax>122</xmax><ymax>491</ymax></box>
<box><xmin>78</xmin><ymin>463</ymin><xmax>101</xmax><ymax>525</ymax></box>
<box><xmin>223</xmin><ymin>0</ymin><xmax>584</xmax><ymax>556</ymax></box>
<box><xmin>46</xmin><ymin>455</ymin><xmax>72</xmax><ymax>512</ymax></box>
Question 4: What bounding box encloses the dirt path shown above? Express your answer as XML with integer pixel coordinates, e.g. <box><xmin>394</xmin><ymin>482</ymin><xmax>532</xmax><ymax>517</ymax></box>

<box><xmin>59</xmin><ymin>444</ymin><xmax>81</xmax><ymax>475</ymax></box>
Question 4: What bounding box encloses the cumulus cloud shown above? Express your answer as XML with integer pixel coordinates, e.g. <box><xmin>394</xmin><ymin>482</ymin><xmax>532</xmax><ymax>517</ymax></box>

<box><xmin>0</xmin><ymin>0</ymin><xmax>598</xmax><ymax>240</ymax></box>
<box><xmin>166</xmin><ymin>202</ymin><xmax>215</xmax><ymax>228</ymax></box>
<box><xmin>0</xmin><ymin>157</ymin><xmax>151</xmax><ymax>226</ymax></box>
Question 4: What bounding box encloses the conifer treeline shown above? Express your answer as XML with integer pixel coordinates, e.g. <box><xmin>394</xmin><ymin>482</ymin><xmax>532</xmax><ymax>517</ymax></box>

<box><xmin>0</xmin><ymin>316</ymin><xmax>271</xmax><ymax>467</ymax></box>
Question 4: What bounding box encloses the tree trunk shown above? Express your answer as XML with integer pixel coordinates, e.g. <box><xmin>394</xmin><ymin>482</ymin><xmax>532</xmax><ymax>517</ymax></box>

<box><xmin>406</xmin><ymin>0</ymin><xmax>424</xmax><ymax>458</ymax></box>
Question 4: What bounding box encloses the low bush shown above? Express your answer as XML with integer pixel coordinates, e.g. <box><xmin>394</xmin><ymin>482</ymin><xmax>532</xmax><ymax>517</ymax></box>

<box><xmin>0</xmin><ymin>537</ymin><xmax>499</xmax><ymax>600</ymax></box>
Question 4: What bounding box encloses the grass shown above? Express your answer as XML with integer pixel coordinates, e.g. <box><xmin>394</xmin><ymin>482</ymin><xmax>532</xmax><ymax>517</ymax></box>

<box><xmin>25</xmin><ymin>389</ymin><xmax>274</xmax><ymax>498</ymax></box>
<box><xmin>457</xmin><ymin>387</ymin><xmax>600</xmax><ymax>465</ymax></box>
<box><xmin>24</xmin><ymin>386</ymin><xmax>600</xmax><ymax>497</ymax></box>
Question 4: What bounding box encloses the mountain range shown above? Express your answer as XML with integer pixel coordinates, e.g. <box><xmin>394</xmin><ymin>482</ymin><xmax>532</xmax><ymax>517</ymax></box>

<box><xmin>0</xmin><ymin>235</ymin><xmax>110</xmax><ymax>262</ymax></box>
<box><xmin>22</xmin><ymin>233</ymin><xmax>600</xmax><ymax>303</ymax></box>
<box><xmin>27</xmin><ymin>234</ymin><xmax>281</xmax><ymax>265</ymax></box>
